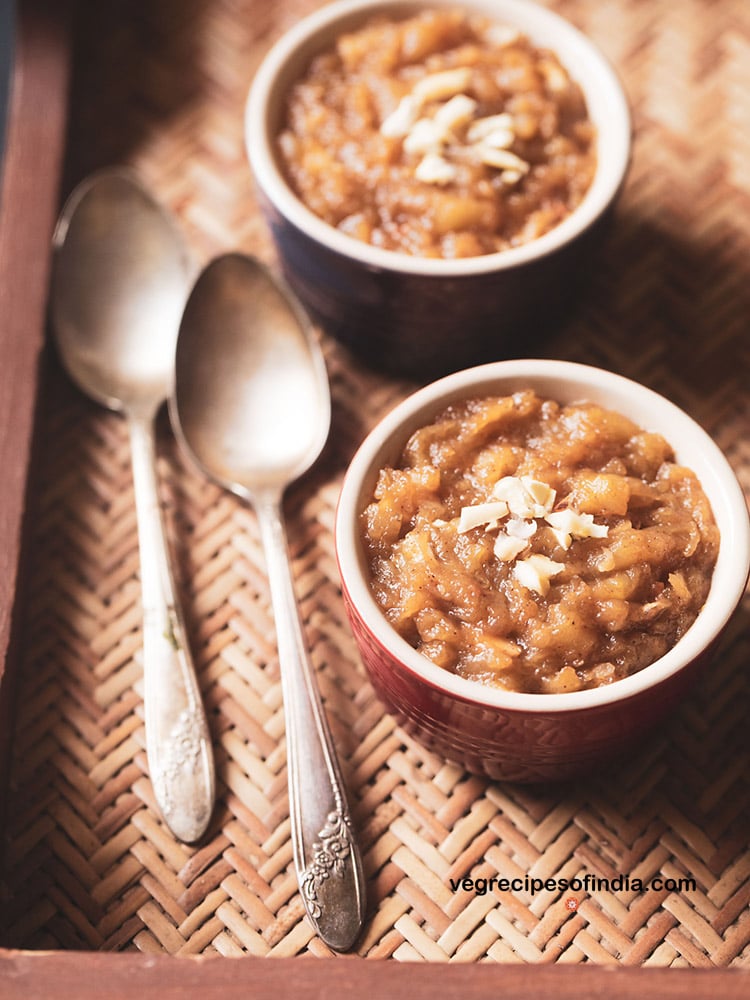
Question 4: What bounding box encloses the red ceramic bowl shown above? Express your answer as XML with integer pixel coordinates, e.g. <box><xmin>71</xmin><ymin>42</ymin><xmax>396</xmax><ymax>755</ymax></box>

<box><xmin>246</xmin><ymin>0</ymin><xmax>631</xmax><ymax>378</ymax></box>
<box><xmin>334</xmin><ymin>360</ymin><xmax>750</xmax><ymax>781</ymax></box>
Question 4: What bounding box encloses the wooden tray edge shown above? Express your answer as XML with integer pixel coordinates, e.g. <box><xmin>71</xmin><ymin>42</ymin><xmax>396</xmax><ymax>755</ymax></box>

<box><xmin>0</xmin><ymin>949</ymin><xmax>749</xmax><ymax>1000</ymax></box>
<box><xmin>0</xmin><ymin>2</ymin><xmax>747</xmax><ymax>993</ymax></box>
<box><xmin>0</xmin><ymin>0</ymin><xmax>71</xmax><ymax>779</ymax></box>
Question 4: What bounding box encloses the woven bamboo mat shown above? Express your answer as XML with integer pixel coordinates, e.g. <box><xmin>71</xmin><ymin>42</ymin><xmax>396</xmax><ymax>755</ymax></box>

<box><xmin>2</xmin><ymin>0</ymin><xmax>749</xmax><ymax>965</ymax></box>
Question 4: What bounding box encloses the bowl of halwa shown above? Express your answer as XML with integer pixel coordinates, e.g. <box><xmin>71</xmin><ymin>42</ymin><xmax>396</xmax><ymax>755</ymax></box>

<box><xmin>334</xmin><ymin>360</ymin><xmax>750</xmax><ymax>780</ymax></box>
<box><xmin>246</xmin><ymin>0</ymin><xmax>631</xmax><ymax>377</ymax></box>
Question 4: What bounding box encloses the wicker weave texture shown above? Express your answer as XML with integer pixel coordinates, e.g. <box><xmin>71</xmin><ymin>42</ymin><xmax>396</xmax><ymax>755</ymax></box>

<box><xmin>2</xmin><ymin>0</ymin><xmax>749</xmax><ymax>965</ymax></box>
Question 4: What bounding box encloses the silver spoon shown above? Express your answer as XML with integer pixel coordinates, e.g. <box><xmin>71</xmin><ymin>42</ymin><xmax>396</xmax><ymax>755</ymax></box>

<box><xmin>50</xmin><ymin>168</ymin><xmax>215</xmax><ymax>843</ymax></box>
<box><xmin>170</xmin><ymin>253</ymin><xmax>366</xmax><ymax>952</ymax></box>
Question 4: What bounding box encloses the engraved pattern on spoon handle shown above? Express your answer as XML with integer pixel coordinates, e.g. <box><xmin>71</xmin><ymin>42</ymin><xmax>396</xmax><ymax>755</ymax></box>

<box><xmin>255</xmin><ymin>496</ymin><xmax>366</xmax><ymax>953</ymax></box>
<box><xmin>130</xmin><ymin>417</ymin><xmax>215</xmax><ymax>843</ymax></box>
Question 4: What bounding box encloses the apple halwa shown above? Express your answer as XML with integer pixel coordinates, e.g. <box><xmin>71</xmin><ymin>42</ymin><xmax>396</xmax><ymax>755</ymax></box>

<box><xmin>277</xmin><ymin>8</ymin><xmax>596</xmax><ymax>258</ymax></box>
<box><xmin>361</xmin><ymin>391</ymin><xmax>719</xmax><ymax>693</ymax></box>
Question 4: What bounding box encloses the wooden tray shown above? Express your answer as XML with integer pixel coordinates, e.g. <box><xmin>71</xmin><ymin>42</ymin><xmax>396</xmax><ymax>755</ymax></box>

<box><xmin>1</xmin><ymin>0</ymin><xmax>749</xmax><ymax>995</ymax></box>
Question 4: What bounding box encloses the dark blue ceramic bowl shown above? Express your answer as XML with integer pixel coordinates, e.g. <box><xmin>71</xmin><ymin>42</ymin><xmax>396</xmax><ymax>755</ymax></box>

<box><xmin>246</xmin><ymin>0</ymin><xmax>631</xmax><ymax>378</ymax></box>
<box><xmin>0</xmin><ymin>0</ymin><xmax>14</xmax><ymax>189</ymax></box>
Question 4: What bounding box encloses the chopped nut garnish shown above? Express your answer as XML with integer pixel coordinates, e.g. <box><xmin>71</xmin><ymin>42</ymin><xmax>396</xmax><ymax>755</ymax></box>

<box><xmin>404</xmin><ymin>118</ymin><xmax>449</xmax><ymax>155</ymax></box>
<box><xmin>513</xmin><ymin>554</ymin><xmax>564</xmax><ymax>596</ymax></box>
<box><xmin>500</xmin><ymin>169</ymin><xmax>524</xmax><ymax>186</ymax></box>
<box><xmin>380</xmin><ymin>94</ymin><xmax>422</xmax><ymax>138</ymax></box>
<box><xmin>476</xmin><ymin>147</ymin><xmax>530</xmax><ymax>173</ymax></box>
<box><xmin>434</xmin><ymin>93</ymin><xmax>478</xmax><ymax>131</ymax></box>
<box><xmin>458</xmin><ymin>500</ymin><xmax>509</xmax><ymax>533</ymax></box>
<box><xmin>494</xmin><ymin>534</ymin><xmax>528</xmax><ymax>562</ymax></box>
<box><xmin>505</xmin><ymin>517</ymin><xmax>537</xmax><ymax>539</ymax></box>
<box><xmin>521</xmin><ymin>477</ymin><xmax>556</xmax><ymax>510</ymax></box>
<box><xmin>415</xmin><ymin>152</ymin><xmax>458</xmax><ymax>185</ymax></box>
<box><xmin>477</xmin><ymin>127</ymin><xmax>515</xmax><ymax>150</ymax></box>
<box><xmin>466</xmin><ymin>113</ymin><xmax>514</xmax><ymax>143</ymax></box>
<box><xmin>444</xmin><ymin>475</ymin><xmax>609</xmax><ymax>579</ymax></box>
<box><xmin>412</xmin><ymin>67</ymin><xmax>473</xmax><ymax>103</ymax></box>
<box><xmin>492</xmin><ymin>476</ymin><xmax>555</xmax><ymax>518</ymax></box>
<box><xmin>545</xmin><ymin>509</ymin><xmax>609</xmax><ymax>550</ymax></box>
<box><xmin>492</xmin><ymin>477</ymin><xmax>534</xmax><ymax>517</ymax></box>
<box><xmin>380</xmin><ymin>68</ymin><xmax>531</xmax><ymax>191</ymax></box>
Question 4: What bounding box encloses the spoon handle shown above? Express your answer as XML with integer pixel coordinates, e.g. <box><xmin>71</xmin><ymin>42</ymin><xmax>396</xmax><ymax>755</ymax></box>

<box><xmin>129</xmin><ymin>417</ymin><xmax>215</xmax><ymax>843</ymax></box>
<box><xmin>255</xmin><ymin>497</ymin><xmax>366</xmax><ymax>953</ymax></box>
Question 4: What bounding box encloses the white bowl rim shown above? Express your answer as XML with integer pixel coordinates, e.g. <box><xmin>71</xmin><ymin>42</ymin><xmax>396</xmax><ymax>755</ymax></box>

<box><xmin>246</xmin><ymin>0</ymin><xmax>632</xmax><ymax>277</ymax></box>
<box><xmin>335</xmin><ymin>359</ymin><xmax>750</xmax><ymax>714</ymax></box>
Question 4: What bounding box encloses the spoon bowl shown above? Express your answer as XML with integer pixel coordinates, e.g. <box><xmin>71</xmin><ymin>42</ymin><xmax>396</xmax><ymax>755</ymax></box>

<box><xmin>52</xmin><ymin>169</ymin><xmax>189</xmax><ymax>415</ymax></box>
<box><xmin>50</xmin><ymin>169</ymin><xmax>216</xmax><ymax>843</ymax></box>
<box><xmin>171</xmin><ymin>253</ymin><xmax>366</xmax><ymax>952</ymax></box>
<box><xmin>172</xmin><ymin>253</ymin><xmax>329</xmax><ymax>494</ymax></box>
